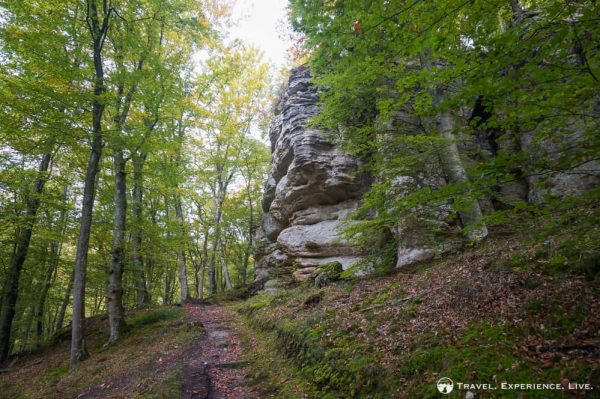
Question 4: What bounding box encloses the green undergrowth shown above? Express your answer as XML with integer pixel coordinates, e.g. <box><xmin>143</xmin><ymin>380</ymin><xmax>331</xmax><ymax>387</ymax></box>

<box><xmin>130</xmin><ymin>307</ymin><xmax>182</xmax><ymax>328</ymax></box>
<box><xmin>235</xmin><ymin>220</ymin><xmax>599</xmax><ymax>398</ymax></box>
<box><xmin>400</xmin><ymin>323</ymin><xmax>568</xmax><ymax>398</ymax></box>
<box><xmin>210</xmin><ymin>286</ymin><xmax>253</xmax><ymax>302</ymax></box>
<box><xmin>236</xmin><ymin>308</ymin><xmax>320</xmax><ymax>398</ymax></box>
<box><xmin>237</xmin><ymin>290</ymin><xmax>400</xmax><ymax>398</ymax></box>
<box><xmin>238</xmin><ymin>289</ymin><xmax>596</xmax><ymax>398</ymax></box>
<box><xmin>0</xmin><ymin>305</ymin><xmax>199</xmax><ymax>399</ymax></box>
<box><xmin>487</xmin><ymin>201</ymin><xmax>600</xmax><ymax>279</ymax></box>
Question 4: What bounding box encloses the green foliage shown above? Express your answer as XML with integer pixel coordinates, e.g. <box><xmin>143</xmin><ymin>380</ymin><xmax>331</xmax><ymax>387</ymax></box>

<box><xmin>236</xmin><ymin>292</ymin><xmax>280</xmax><ymax>316</ymax></box>
<box><xmin>245</xmin><ymin>314</ymin><xmax>398</xmax><ymax>398</ymax></box>
<box><xmin>237</xmin><ymin>286</ymin><xmax>404</xmax><ymax>397</ymax></box>
<box><xmin>0</xmin><ymin>0</ymin><xmax>273</xmax><ymax>356</ymax></box>
<box><xmin>314</xmin><ymin>261</ymin><xmax>343</xmax><ymax>279</ymax></box>
<box><xmin>46</xmin><ymin>363</ymin><xmax>70</xmax><ymax>385</ymax></box>
<box><xmin>341</xmin><ymin>241</ymin><xmax>397</xmax><ymax>279</ymax></box>
<box><xmin>486</xmin><ymin>193</ymin><xmax>600</xmax><ymax>278</ymax></box>
<box><xmin>357</xmin><ymin>291</ymin><xmax>391</xmax><ymax>311</ymax></box>
<box><xmin>289</xmin><ymin>0</ymin><xmax>600</xmax><ymax>253</ymax></box>
<box><xmin>522</xmin><ymin>297</ymin><xmax>588</xmax><ymax>340</ymax></box>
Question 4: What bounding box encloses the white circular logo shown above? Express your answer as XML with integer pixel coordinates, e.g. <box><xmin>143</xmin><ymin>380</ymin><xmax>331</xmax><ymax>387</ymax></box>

<box><xmin>437</xmin><ymin>377</ymin><xmax>454</xmax><ymax>394</ymax></box>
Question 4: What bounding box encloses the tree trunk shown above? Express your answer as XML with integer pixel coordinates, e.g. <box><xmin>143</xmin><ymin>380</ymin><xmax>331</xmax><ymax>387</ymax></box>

<box><xmin>131</xmin><ymin>153</ymin><xmax>149</xmax><ymax>306</ymax></box>
<box><xmin>146</xmin><ymin>208</ymin><xmax>159</xmax><ymax>301</ymax></box>
<box><xmin>163</xmin><ymin>201</ymin><xmax>171</xmax><ymax>305</ymax></box>
<box><xmin>107</xmin><ymin>150</ymin><xmax>127</xmax><ymax>343</ymax></box>
<box><xmin>0</xmin><ymin>150</ymin><xmax>52</xmax><ymax>363</ymax></box>
<box><xmin>510</xmin><ymin>0</ymin><xmax>526</xmax><ymax>25</ymax></box>
<box><xmin>169</xmin><ymin>268</ymin><xmax>177</xmax><ymax>304</ymax></box>
<box><xmin>19</xmin><ymin>305</ymin><xmax>35</xmax><ymax>352</ymax></box>
<box><xmin>106</xmin><ymin>50</ymin><xmax>143</xmax><ymax>338</ymax></box>
<box><xmin>208</xmin><ymin>206</ymin><xmax>223</xmax><ymax>295</ymax></box>
<box><xmin>189</xmin><ymin>248</ymin><xmax>201</xmax><ymax>299</ymax></box>
<box><xmin>208</xmin><ymin>236</ymin><xmax>218</xmax><ymax>295</ymax></box>
<box><xmin>55</xmin><ymin>268</ymin><xmax>74</xmax><ymax>332</ymax></box>
<box><xmin>35</xmin><ymin>191</ymin><xmax>67</xmax><ymax>346</ymax></box>
<box><xmin>420</xmin><ymin>49</ymin><xmax>488</xmax><ymax>243</ymax></box>
<box><xmin>175</xmin><ymin>197</ymin><xmax>189</xmax><ymax>302</ymax></box>
<box><xmin>92</xmin><ymin>287</ymin><xmax>105</xmax><ymax>315</ymax></box>
<box><xmin>71</xmin><ymin>130</ymin><xmax>102</xmax><ymax>366</ymax></box>
<box><xmin>198</xmin><ymin>228</ymin><xmax>209</xmax><ymax>300</ymax></box>
<box><xmin>434</xmin><ymin>87</ymin><xmax>488</xmax><ymax>242</ymax></box>
<box><xmin>71</xmin><ymin>0</ymin><xmax>108</xmax><ymax>367</ymax></box>
<box><xmin>191</xmin><ymin>253</ymin><xmax>200</xmax><ymax>299</ymax></box>
<box><xmin>163</xmin><ymin>262</ymin><xmax>170</xmax><ymax>305</ymax></box>
<box><xmin>220</xmin><ymin>240</ymin><xmax>233</xmax><ymax>290</ymax></box>
<box><xmin>35</xmin><ymin>240</ymin><xmax>61</xmax><ymax>348</ymax></box>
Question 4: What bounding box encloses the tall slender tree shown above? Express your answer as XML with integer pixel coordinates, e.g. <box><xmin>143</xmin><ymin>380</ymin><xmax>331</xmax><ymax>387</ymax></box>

<box><xmin>70</xmin><ymin>0</ymin><xmax>114</xmax><ymax>367</ymax></box>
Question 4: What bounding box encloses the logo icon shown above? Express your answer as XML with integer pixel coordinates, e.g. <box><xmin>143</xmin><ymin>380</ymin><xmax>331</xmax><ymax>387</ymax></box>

<box><xmin>437</xmin><ymin>377</ymin><xmax>454</xmax><ymax>394</ymax></box>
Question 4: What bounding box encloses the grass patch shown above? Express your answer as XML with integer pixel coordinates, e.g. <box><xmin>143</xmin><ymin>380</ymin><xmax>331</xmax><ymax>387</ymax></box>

<box><xmin>234</xmin><ymin>210</ymin><xmax>599</xmax><ymax>398</ymax></box>
<box><xmin>130</xmin><ymin>307</ymin><xmax>182</xmax><ymax>328</ymax></box>
<box><xmin>522</xmin><ymin>296</ymin><xmax>588</xmax><ymax>340</ymax></box>
<box><xmin>237</xmin><ymin>315</ymin><xmax>319</xmax><ymax>398</ymax></box>
<box><xmin>238</xmin><ymin>303</ymin><xmax>399</xmax><ymax>398</ymax></box>
<box><xmin>45</xmin><ymin>363</ymin><xmax>69</xmax><ymax>385</ymax></box>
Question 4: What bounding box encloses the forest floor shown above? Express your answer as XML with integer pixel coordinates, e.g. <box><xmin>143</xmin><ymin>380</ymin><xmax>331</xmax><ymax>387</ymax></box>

<box><xmin>0</xmin><ymin>301</ymin><xmax>257</xmax><ymax>399</ymax></box>
<box><xmin>2</xmin><ymin>216</ymin><xmax>598</xmax><ymax>398</ymax></box>
<box><xmin>0</xmin><ymin>306</ymin><xmax>200</xmax><ymax>398</ymax></box>
<box><xmin>234</xmin><ymin>223</ymin><xmax>600</xmax><ymax>398</ymax></box>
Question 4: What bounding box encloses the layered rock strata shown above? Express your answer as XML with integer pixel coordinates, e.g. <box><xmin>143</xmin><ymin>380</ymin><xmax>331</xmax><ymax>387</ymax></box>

<box><xmin>253</xmin><ymin>66</ymin><xmax>369</xmax><ymax>289</ymax></box>
<box><xmin>253</xmin><ymin>66</ymin><xmax>600</xmax><ymax>290</ymax></box>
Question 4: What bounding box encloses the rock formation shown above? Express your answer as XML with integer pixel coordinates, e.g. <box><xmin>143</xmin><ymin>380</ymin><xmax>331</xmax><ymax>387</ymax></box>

<box><xmin>253</xmin><ymin>66</ymin><xmax>370</xmax><ymax>289</ymax></box>
<box><xmin>254</xmin><ymin>66</ymin><xmax>600</xmax><ymax>290</ymax></box>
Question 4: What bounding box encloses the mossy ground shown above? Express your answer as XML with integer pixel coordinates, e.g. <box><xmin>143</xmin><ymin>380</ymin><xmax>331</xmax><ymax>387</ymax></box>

<box><xmin>234</xmin><ymin>219</ymin><xmax>600</xmax><ymax>398</ymax></box>
<box><xmin>0</xmin><ymin>306</ymin><xmax>200</xmax><ymax>399</ymax></box>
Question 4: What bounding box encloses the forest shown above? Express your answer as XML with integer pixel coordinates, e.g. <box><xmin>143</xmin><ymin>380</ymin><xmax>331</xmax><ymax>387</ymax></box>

<box><xmin>0</xmin><ymin>0</ymin><xmax>273</xmax><ymax>366</ymax></box>
<box><xmin>0</xmin><ymin>0</ymin><xmax>599</xmax><ymax>398</ymax></box>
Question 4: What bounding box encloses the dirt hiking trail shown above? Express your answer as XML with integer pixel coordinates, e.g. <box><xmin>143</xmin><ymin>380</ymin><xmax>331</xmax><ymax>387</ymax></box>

<box><xmin>182</xmin><ymin>302</ymin><xmax>255</xmax><ymax>399</ymax></box>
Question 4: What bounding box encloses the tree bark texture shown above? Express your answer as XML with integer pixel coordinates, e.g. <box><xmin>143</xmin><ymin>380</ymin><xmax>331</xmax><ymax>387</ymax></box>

<box><xmin>131</xmin><ymin>153</ymin><xmax>149</xmax><ymax>305</ymax></box>
<box><xmin>175</xmin><ymin>197</ymin><xmax>189</xmax><ymax>302</ymax></box>
<box><xmin>107</xmin><ymin>150</ymin><xmax>127</xmax><ymax>343</ymax></box>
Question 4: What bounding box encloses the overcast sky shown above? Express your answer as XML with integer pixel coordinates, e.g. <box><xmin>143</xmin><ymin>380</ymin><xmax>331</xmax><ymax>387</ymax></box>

<box><xmin>228</xmin><ymin>0</ymin><xmax>290</xmax><ymax>69</ymax></box>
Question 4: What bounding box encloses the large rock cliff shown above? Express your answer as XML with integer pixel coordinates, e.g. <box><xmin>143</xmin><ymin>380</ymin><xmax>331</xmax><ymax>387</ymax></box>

<box><xmin>253</xmin><ymin>66</ymin><xmax>370</xmax><ymax>289</ymax></box>
<box><xmin>254</xmin><ymin>66</ymin><xmax>600</xmax><ymax>290</ymax></box>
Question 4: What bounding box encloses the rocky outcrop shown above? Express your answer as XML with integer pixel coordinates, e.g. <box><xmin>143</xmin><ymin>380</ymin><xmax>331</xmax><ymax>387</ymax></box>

<box><xmin>253</xmin><ymin>66</ymin><xmax>370</xmax><ymax>288</ymax></box>
<box><xmin>254</xmin><ymin>66</ymin><xmax>600</xmax><ymax>290</ymax></box>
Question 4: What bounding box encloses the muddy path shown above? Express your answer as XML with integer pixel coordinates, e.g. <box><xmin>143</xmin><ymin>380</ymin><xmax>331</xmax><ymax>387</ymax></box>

<box><xmin>182</xmin><ymin>302</ymin><xmax>255</xmax><ymax>399</ymax></box>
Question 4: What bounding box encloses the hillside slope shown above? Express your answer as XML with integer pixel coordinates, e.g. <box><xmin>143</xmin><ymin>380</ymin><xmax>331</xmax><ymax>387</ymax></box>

<box><xmin>1</xmin><ymin>217</ymin><xmax>597</xmax><ymax>399</ymax></box>
<box><xmin>236</xmin><ymin>219</ymin><xmax>599</xmax><ymax>398</ymax></box>
<box><xmin>0</xmin><ymin>307</ymin><xmax>199</xmax><ymax>399</ymax></box>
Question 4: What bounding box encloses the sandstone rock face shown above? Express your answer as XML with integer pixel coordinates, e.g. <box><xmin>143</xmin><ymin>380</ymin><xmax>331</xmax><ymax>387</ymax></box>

<box><xmin>254</xmin><ymin>66</ymin><xmax>599</xmax><ymax>290</ymax></box>
<box><xmin>519</xmin><ymin>131</ymin><xmax>600</xmax><ymax>203</ymax></box>
<box><xmin>253</xmin><ymin>66</ymin><xmax>370</xmax><ymax>288</ymax></box>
